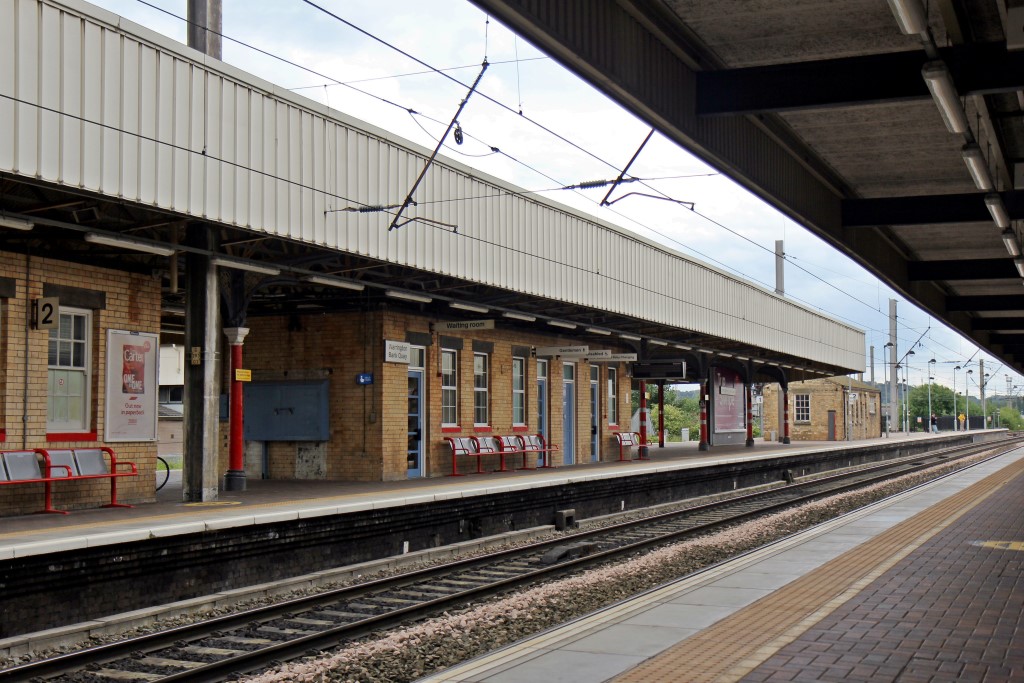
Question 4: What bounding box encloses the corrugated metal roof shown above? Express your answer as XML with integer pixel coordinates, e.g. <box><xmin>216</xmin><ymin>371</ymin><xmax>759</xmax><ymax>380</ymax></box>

<box><xmin>0</xmin><ymin>0</ymin><xmax>864</xmax><ymax>371</ymax></box>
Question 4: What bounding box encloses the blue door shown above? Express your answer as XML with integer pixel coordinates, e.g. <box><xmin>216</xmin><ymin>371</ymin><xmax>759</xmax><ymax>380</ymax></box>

<box><xmin>590</xmin><ymin>365</ymin><xmax>600</xmax><ymax>462</ymax></box>
<box><xmin>537</xmin><ymin>359</ymin><xmax>548</xmax><ymax>465</ymax></box>
<box><xmin>563</xmin><ymin>363</ymin><xmax>576</xmax><ymax>465</ymax></box>
<box><xmin>407</xmin><ymin>369</ymin><xmax>423</xmax><ymax>478</ymax></box>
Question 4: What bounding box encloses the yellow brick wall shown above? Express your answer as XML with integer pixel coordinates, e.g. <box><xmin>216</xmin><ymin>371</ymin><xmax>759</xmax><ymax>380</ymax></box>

<box><xmin>240</xmin><ymin>309</ymin><xmax>632</xmax><ymax>480</ymax></box>
<box><xmin>763</xmin><ymin>379</ymin><xmax>881</xmax><ymax>441</ymax></box>
<box><xmin>0</xmin><ymin>252</ymin><xmax>160</xmax><ymax>515</ymax></box>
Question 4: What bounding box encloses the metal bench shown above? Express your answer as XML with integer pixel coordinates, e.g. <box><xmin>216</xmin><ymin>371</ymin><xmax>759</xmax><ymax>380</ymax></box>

<box><xmin>0</xmin><ymin>447</ymin><xmax>138</xmax><ymax>514</ymax></box>
<box><xmin>613</xmin><ymin>431</ymin><xmax>642</xmax><ymax>461</ymax></box>
<box><xmin>445</xmin><ymin>436</ymin><xmax>492</xmax><ymax>476</ymax></box>
<box><xmin>518</xmin><ymin>433</ymin><xmax>558</xmax><ymax>469</ymax></box>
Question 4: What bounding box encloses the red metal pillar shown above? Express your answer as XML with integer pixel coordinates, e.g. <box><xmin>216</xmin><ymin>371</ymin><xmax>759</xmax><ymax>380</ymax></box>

<box><xmin>745</xmin><ymin>383</ymin><xmax>754</xmax><ymax>447</ymax></box>
<box><xmin>782</xmin><ymin>385</ymin><xmax>792</xmax><ymax>444</ymax></box>
<box><xmin>698</xmin><ymin>379</ymin><xmax>709</xmax><ymax>451</ymax></box>
<box><xmin>638</xmin><ymin>380</ymin><xmax>649</xmax><ymax>459</ymax></box>
<box><xmin>658</xmin><ymin>381</ymin><xmax>665</xmax><ymax>448</ymax></box>
<box><xmin>224</xmin><ymin>327</ymin><xmax>249</xmax><ymax>491</ymax></box>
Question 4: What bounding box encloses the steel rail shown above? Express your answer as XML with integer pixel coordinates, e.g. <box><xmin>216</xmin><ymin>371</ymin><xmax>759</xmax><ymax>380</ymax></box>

<box><xmin>5</xmin><ymin>437</ymin><xmax>1019</xmax><ymax>682</ymax></box>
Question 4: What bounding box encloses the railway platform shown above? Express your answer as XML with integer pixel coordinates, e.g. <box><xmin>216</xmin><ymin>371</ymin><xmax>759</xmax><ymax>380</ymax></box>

<box><xmin>0</xmin><ymin>431</ymin><xmax>975</xmax><ymax>560</ymax></box>
<box><xmin>0</xmin><ymin>430</ymin><xmax>1008</xmax><ymax>649</ymax></box>
<box><xmin>422</xmin><ymin>442</ymin><xmax>1024</xmax><ymax>682</ymax></box>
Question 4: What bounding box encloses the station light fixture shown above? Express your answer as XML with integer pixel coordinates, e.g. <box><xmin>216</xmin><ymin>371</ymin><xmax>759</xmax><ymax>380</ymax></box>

<box><xmin>0</xmin><ymin>216</ymin><xmax>34</xmax><ymax>231</ymax></box>
<box><xmin>619</xmin><ymin>333</ymin><xmax>641</xmax><ymax>341</ymax></box>
<box><xmin>450</xmin><ymin>301</ymin><xmax>489</xmax><ymax>314</ymax></box>
<box><xmin>886</xmin><ymin>0</ymin><xmax>928</xmax><ymax>34</ymax></box>
<box><xmin>302</xmin><ymin>274</ymin><xmax>365</xmax><ymax>291</ymax></box>
<box><xmin>921</xmin><ymin>62</ymin><xmax>967</xmax><ymax>134</ymax></box>
<box><xmin>85</xmin><ymin>232</ymin><xmax>176</xmax><ymax>257</ymax></box>
<box><xmin>385</xmin><ymin>289</ymin><xmax>432</xmax><ymax>304</ymax></box>
<box><xmin>648</xmin><ymin>339</ymin><xmax>667</xmax><ymax>346</ymax></box>
<box><xmin>585</xmin><ymin>327</ymin><xmax>611</xmax><ymax>335</ymax></box>
<box><xmin>1015</xmin><ymin>258</ymin><xmax>1024</xmax><ymax>278</ymax></box>
<box><xmin>502</xmin><ymin>311</ymin><xmax>536</xmax><ymax>322</ymax></box>
<box><xmin>210</xmin><ymin>256</ymin><xmax>281</xmax><ymax>276</ymax></box>
<box><xmin>985</xmin><ymin>194</ymin><xmax>1011</xmax><ymax>228</ymax></box>
<box><xmin>962</xmin><ymin>144</ymin><xmax>994</xmax><ymax>191</ymax></box>
<box><xmin>718</xmin><ymin>352</ymin><xmax>733</xmax><ymax>358</ymax></box>
<box><xmin>547</xmin><ymin>320</ymin><xmax>577</xmax><ymax>330</ymax></box>
<box><xmin>1001</xmin><ymin>228</ymin><xmax>1021</xmax><ymax>257</ymax></box>
<box><xmin>674</xmin><ymin>343</ymin><xmax>692</xmax><ymax>350</ymax></box>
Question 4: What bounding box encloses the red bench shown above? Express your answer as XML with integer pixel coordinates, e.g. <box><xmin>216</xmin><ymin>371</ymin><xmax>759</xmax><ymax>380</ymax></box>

<box><xmin>613</xmin><ymin>432</ymin><xmax>642</xmax><ymax>461</ymax></box>
<box><xmin>0</xmin><ymin>447</ymin><xmax>138</xmax><ymax>514</ymax></box>
<box><xmin>446</xmin><ymin>436</ymin><xmax>493</xmax><ymax>476</ymax></box>
<box><xmin>519</xmin><ymin>434</ymin><xmax>558</xmax><ymax>469</ymax></box>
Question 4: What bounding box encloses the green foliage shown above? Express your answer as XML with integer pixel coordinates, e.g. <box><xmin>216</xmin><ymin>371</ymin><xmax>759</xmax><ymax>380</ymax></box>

<box><xmin>998</xmin><ymin>406</ymin><xmax>1024</xmax><ymax>431</ymax></box>
<box><xmin>633</xmin><ymin>386</ymin><xmax>701</xmax><ymax>440</ymax></box>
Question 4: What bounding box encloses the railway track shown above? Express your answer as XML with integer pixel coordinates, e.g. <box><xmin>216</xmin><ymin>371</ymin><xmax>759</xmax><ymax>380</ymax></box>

<box><xmin>5</xmin><ymin>437</ymin><xmax>1020</xmax><ymax>683</ymax></box>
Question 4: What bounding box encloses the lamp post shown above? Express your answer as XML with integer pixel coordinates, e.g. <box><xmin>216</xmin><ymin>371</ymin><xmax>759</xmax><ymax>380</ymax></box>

<box><xmin>983</xmin><ymin>372</ymin><xmax>990</xmax><ymax>427</ymax></box>
<box><xmin>954</xmin><ymin>365</ymin><xmax>961</xmax><ymax>431</ymax></box>
<box><xmin>880</xmin><ymin>342</ymin><xmax>888</xmax><ymax>438</ymax></box>
<box><xmin>907</xmin><ymin>351</ymin><xmax>915</xmax><ymax>431</ymax></box>
<box><xmin>966</xmin><ymin>368</ymin><xmax>973</xmax><ymax>430</ymax></box>
<box><xmin>927</xmin><ymin>358</ymin><xmax>936</xmax><ymax>432</ymax></box>
<box><xmin>897</xmin><ymin>362</ymin><xmax>905</xmax><ymax>432</ymax></box>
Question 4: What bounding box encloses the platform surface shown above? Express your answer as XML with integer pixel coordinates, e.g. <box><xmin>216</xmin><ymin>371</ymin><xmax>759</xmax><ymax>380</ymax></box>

<box><xmin>419</xmin><ymin>444</ymin><xmax>1024</xmax><ymax>682</ymax></box>
<box><xmin>0</xmin><ymin>431</ymin><xmax>980</xmax><ymax>562</ymax></box>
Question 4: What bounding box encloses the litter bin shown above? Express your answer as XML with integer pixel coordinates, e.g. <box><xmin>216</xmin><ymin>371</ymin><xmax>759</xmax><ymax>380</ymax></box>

<box><xmin>680</xmin><ymin>428</ymin><xmax>690</xmax><ymax>442</ymax></box>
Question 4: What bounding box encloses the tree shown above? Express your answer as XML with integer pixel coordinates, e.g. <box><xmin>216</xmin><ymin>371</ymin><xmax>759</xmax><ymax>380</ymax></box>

<box><xmin>906</xmin><ymin>383</ymin><xmax>955</xmax><ymax>431</ymax></box>
<box><xmin>998</xmin><ymin>406</ymin><xmax>1024</xmax><ymax>431</ymax></box>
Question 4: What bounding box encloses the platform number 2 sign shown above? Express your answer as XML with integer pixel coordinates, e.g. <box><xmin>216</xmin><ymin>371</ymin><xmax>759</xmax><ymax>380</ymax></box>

<box><xmin>33</xmin><ymin>297</ymin><xmax>60</xmax><ymax>330</ymax></box>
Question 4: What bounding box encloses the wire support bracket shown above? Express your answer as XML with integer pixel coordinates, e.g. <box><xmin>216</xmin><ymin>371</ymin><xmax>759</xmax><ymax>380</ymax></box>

<box><xmin>388</xmin><ymin>60</ymin><xmax>489</xmax><ymax>231</ymax></box>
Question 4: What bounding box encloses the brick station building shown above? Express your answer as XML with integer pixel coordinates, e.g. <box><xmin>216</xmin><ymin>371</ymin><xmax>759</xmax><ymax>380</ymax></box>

<box><xmin>762</xmin><ymin>378</ymin><xmax>882</xmax><ymax>442</ymax></box>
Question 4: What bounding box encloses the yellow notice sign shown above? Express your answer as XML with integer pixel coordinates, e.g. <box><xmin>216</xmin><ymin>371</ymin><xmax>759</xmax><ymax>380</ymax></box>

<box><xmin>235</xmin><ymin>369</ymin><xmax>252</xmax><ymax>382</ymax></box>
<box><xmin>975</xmin><ymin>541</ymin><xmax>1024</xmax><ymax>551</ymax></box>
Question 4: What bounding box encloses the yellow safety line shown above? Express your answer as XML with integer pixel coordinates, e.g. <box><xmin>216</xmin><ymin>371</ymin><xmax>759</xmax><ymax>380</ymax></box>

<box><xmin>613</xmin><ymin>455</ymin><xmax>1024</xmax><ymax>683</ymax></box>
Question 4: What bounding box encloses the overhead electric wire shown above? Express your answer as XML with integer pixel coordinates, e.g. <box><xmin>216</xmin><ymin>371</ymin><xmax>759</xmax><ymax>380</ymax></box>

<box><xmin>125</xmin><ymin>0</ymin><xmax>1009</xmax><ymax>371</ymax></box>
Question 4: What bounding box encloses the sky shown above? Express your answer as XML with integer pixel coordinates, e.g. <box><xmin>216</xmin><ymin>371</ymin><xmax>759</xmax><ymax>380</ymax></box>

<box><xmin>82</xmin><ymin>0</ymin><xmax>1022</xmax><ymax>400</ymax></box>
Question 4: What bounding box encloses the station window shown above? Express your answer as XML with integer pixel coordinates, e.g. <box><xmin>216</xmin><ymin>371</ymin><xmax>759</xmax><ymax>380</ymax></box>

<box><xmin>474</xmin><ymin>352</ymin><xmax>489</xmax><ymax>426</ymax></box>
<box><xmin>441</xmin><ymin>349</ymin><xmax>458</xmax><ymax>426</ymax></box>
<box><xmin>512</xmin><ymin>356</ymin><xmax>526</xmax><ymax>425</ymax></box>
<box><xmin>794</xmin><ymin>393</ymin><xmax>810</xmax><ymax>423</ymax></box>
<box><xmin>607</xmin><ymin>367</ymin><xmax>618</xmax><ymax>424</ymax></box>
<box><xmin>47</xmin><ymin>308</ymin><xmax>91</xmax><ymax>432</ymax></box>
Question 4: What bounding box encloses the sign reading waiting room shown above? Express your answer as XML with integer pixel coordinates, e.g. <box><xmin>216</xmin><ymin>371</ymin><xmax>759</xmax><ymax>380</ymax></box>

<box><xmin>433</xmin><ymin>319</ymin><xmax>495</xmax><ymax>332</ymax></box>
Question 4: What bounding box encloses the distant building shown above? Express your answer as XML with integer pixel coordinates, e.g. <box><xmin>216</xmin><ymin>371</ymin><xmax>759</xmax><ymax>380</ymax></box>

<box><xmin>763</xmin><ymin>377</ymin><xmax>882</xmax><ymax>441</ymax></box>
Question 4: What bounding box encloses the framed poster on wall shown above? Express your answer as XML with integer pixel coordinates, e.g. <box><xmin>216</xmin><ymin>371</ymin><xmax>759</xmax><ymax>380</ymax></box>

<box><xmin>713</xmin><ymin>367</ymin><xmax>746</xmax><ymax>433</ymax></box>
<box><xmin>104</xmin><ymin>330</ymin><xmax>159</xmax><ymax>442</ymax></box>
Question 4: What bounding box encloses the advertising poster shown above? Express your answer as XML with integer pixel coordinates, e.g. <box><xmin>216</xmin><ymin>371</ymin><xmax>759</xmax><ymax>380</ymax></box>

<box><xmin>713</xmin><ymin>367</ymin><xmax>746</xmax><ymax>433</ymax></box>
<box><xmin>104</xmin><ymin>330</ymin><xmax>159</xmax><ymax>442</ymax></box>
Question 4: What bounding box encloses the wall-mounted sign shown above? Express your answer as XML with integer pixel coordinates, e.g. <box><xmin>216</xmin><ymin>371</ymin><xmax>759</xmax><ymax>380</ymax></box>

<box><xmin>599</xmin><ymin>353</ymin><xmax>638</xmax><ymax>362</ymax></box>
<box><xmin>357</xmin><ymin>373</ymin><xmax>374</xmax><ymax>385</ymax></box>
<box><xmin>32</xmin><ymin>297</ymin><xmax>59</xmax><ymax>330</ymax></box>
<box><xmin>713</xmin><ymin>367</ymin><xmax>745</xmax><ymax>433</ymax></box>
<box><xmin>585</xmin><ymin>349</ymin><xmax>612</xmax><ymax>358</ymax></box>
<box><xmin>235</xmin><ymin>369</ymin><xmax>252</xmax><ymax>382</ymax></box>
<box><xmin>849</xmin><ymin>392</ymin><xmax>858</xmax><ymax>402</ymax></box>
<box><xmin>385</xmin><ymin>340</ymin><xmax>412</xmax><ymax>364</ymax></box>
<box><xmin>104</xmin><ymin>330</ymin><xmax>159</xmax><ymax>442</ymax></box>
<box><xmin>433</xmin><ymin>320</ymin><xmax>495</xmax><ymax>332</ymax></box>
<box><xmin>535</xmin><ymin>345</ymin><xmax>589</xmax><ymax>357</ymax></box>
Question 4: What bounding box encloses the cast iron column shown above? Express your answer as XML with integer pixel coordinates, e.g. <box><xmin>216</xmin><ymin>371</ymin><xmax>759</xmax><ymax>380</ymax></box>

<box><xmin>745</xmin><ymin>383</ymin><xmax>754</xmax><ymax>447</ymax></box>
<box><xmin>223</xmin><ymin>327</ymin><xmax>249</xmax><ymax>490</ymax></box>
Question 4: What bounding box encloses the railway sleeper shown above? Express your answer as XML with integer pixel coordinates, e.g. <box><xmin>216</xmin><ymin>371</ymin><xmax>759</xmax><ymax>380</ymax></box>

<box><xmin>96</xmin><ymin>668</ymin><xmax>162</xmax><ymax>681</ymax></box>
<box><xmin>540</xmin><ymin>541</ymin><xmax>599</xmax><ymax>565</ymax></box>
<box><xmin>138</xmin><ymin>656</ymin><xmax>207</xmax><ymax>669</ymax></box>
<box><xmin>317</xmin><ymin>609</ymin><xmax>378</xmax><ymax>620</ymax></box>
